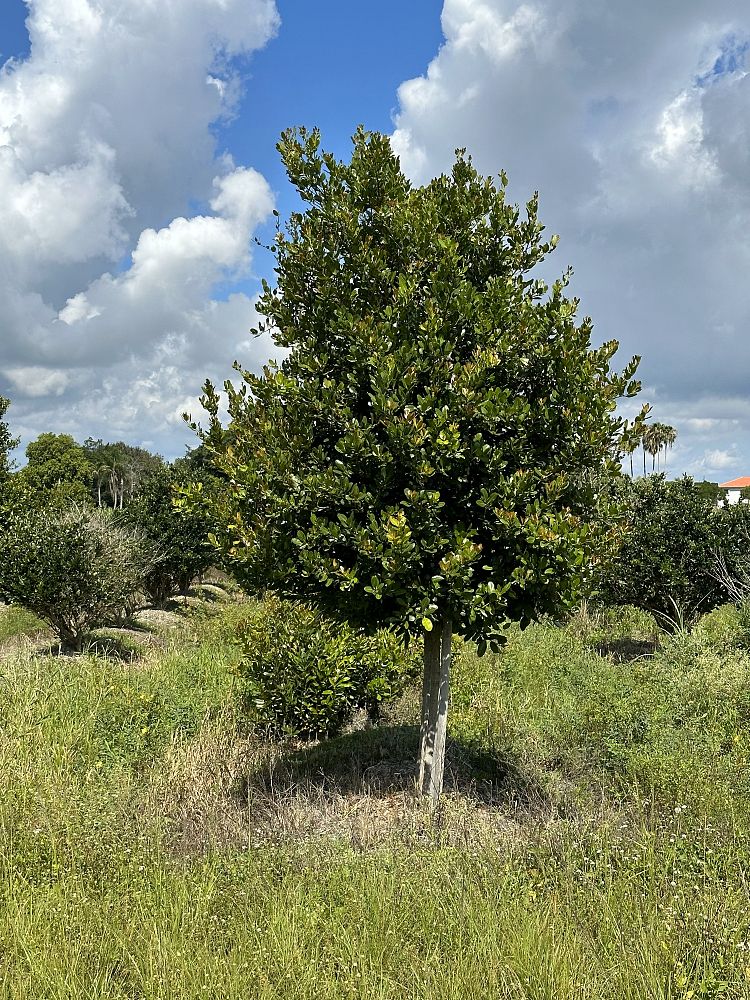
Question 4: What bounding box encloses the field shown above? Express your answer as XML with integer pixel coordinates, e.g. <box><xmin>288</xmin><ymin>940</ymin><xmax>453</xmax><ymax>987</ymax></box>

<box><xmin>1</xmin><ymin>600</ymin><xmax>749</xmax><ymax>999</ymax></box>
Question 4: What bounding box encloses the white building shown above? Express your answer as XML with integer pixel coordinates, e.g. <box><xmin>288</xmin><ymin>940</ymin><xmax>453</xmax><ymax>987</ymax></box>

<box><xmin>719</xmin><ymin>477</ymin><xmax>750</xmax><ymax>505</ymax></box>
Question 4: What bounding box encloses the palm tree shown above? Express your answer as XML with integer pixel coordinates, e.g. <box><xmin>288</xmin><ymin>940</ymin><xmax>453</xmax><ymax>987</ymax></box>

<box><xmin>662</xmin><ymin>424</ymin><xmax>677</xmax><ymax>473</ymax></box>
<box><xmin>93</xmin><ymin>462</ymin><xmax>110</xmax><ymax>507</ymax></box>
<box><xmin>624</xmin><ymin>435</ymin><xmax>638</xmax><ymax>478</ymax></box>
<box><xmin>643</xmin><ymin>424</ymin><xmax>660</xmax><ymax>473</ymax></box>
<box><xmin>641</xmin><ymin>423</ymin><xmax>677</xmax><ymax>475</ymax></box>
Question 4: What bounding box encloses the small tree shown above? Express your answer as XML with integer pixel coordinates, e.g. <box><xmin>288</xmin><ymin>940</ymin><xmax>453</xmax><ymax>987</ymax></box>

<box><xmin>0</xmin><ymin>505</ymin><xmax>152</xmax><ymax>651</ymax></box>
<box><xmin>235</xmin><ymin>596</ymin><xmax>420</xmax><ymax>738</ymax></box>
<box><xmin>123</xmin><ymin>464</ymin><xmax>215</xmax><ymax>607</ymax></box>
<box><xmin>597</xmin><ymin>475</ymin><xmax>723</xmax><ymax>620</ymax></box>
<box><xmin>195</xmin><ymin>128</ymin><xmax>644</xmax><ymax>802</ymax></box>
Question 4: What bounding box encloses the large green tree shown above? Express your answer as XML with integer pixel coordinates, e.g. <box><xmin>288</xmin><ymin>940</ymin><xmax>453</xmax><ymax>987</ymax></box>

<box><xmin>19</xmin><ymin>433</ymin><xmax>93</xmax><ymax>504</ymax></box>
<box><xmin>196</xmin><ymin>128</ymin><xmax>645</xmax><ymax>801</ymax></box>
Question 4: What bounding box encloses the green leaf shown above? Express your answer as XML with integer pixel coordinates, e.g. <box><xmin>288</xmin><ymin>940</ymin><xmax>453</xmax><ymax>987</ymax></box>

<box><xmin>191</xmin><ymin>127</ymin><xmax>643</xmax><ymax>650</ymax></box>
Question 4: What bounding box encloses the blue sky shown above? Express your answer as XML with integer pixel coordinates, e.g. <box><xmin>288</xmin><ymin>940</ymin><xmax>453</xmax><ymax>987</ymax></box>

<box><xmin>0</xmin><ymin>1</ymin><xmax>28</xmax><ymax>61</ymax></box>
<box><xmin>227</xmin><ymin>2</ymin><xmax>444</xmax><ymax>201</ymax></box>
<box><xmin>1</xmin><ymin>0</ymin><xmax>444</xmax><ymax>283</ymax></box>
<box><xmin>221</xmin><ymin>0</ymin><xmax>445</xmax><ymax>286</ymax></box>
<box><xmin>1</xmin><ymin>1</ymin><xmax>750</xmax><ymax>479</ymax></box>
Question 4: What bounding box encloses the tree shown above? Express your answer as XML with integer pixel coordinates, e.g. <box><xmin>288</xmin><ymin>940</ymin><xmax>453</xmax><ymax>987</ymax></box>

<box><xmin>661</xmin><ymin>424</ymin><xmax>677</xmax><ymax>473</ymax></box>
<box><xmin>0</xmin><ymin>505</ymin><xmax>153</xmax><ymax>651</ymax></box>
<box><xmin>597</xmin><ymin>475</ymin><xmax>723</xmax><ymax>620</ymax></box>
<box><xmin>624</xmin><ymin>435</ymin><xmax>638</xmax><ymax>478</ymax></box>
<box><xmin>642</xmin><ymin>423</ymin><xmax>659</xmax><ymax>473</ymax></box>
<box><xmin>694</xmin><ymin>480</ymin><xmax>721</xmax><ymax>503</ymax></box>
<box><xmin>123</xmin><ymin>464</ymin><xmax>215</xmax><ymax>607</ymax></box>
<box><xmin>0</xmin><ymin>397</ymin><xmax>19</xmax><ymax>485</ymax></box>
<box><xmin>82</xmin><ymin>439</ymin><xmax>163</xmax><ymax>508</ymax></box>
<box><xmin>19</xmin><ymin>433</ymin><xmax>93</xmax><ymax>504</ymax></box>
<box><xmin>194</xmin><ymin>128</ymin><xmax>645</xmax><ymax>802</ymax></box>
<box><xmin>635</xmin><ymin>422</ymin><xmax>676</xmax><ymax>477</ymax></box>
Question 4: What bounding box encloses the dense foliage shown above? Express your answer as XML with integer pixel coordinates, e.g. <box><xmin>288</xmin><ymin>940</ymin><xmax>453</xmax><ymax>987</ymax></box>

<box><xmin>197</xmin><ymin>128</ymin><xmax>644</xmax><ymax>646</ymax></box>
<box><xmin>123</xmin><ymin>464</ymin><xmax>215</xmax><ymax>607</ymax></box>
<box><xmin>17</xmin><ymin>433</ymin><xmax>94</xmax><ymax>505</ymax></box>
<box><xmin>597</xmin><ymin>474</ymin><xmax>743</xmax><ymax>620</ymax></box>
<box><xmin>235</xmin><ymin>596</ymin><xmax>420</xmax><ymax>737</ymax></box>
<box><xmin>0</xmin><ymin>505</ymin><xmax>153</xmax><ymax>650</ymax></box>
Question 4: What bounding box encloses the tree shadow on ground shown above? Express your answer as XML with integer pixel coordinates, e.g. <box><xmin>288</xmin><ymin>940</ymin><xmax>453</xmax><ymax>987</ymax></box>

<box><xmin>242</xmin><ymin>723</ymin><xmax>549</xmax><ymax>813</ymax></box>
<box><xmin>82</xmin><ymin>631</ymin><xmax>147</xmax><ymax>661</ymax></box>
<box><xmin>595</xmin><ymin>637</ymin><xmax>659</xmax><ymax>663</ymax></box>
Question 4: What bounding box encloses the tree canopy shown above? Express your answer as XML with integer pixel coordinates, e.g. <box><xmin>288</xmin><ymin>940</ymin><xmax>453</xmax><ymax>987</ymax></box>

<box><xmin>194</xmin><ymin>127</ymin><xmax>646</xmax><ymax>799</ymax></box>
<box><xmin>19</xmin><ymin>433</ymin><xmax>93</xmax><ymax>504</ymax></box>
<box><xmin>0</xmin><ymin>397</ymin><xmax>19</xmax><ymax>484</ymax></box>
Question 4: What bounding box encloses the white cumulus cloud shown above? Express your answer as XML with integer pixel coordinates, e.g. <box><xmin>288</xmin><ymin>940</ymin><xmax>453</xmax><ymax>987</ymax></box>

<box><xmin>0</xmin><ymin>0</ymin><xmax>280</xmax><ymax>456</ymax></box>
<box><xmin>392</xmin><ymin>0</ymin><xmax>750</xmax><ymax>478</ymax></box>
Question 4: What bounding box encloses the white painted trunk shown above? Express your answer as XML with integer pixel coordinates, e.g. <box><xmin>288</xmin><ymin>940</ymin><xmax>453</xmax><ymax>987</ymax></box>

<box><xmin>418</xmin><ymin>618</ymin><xmax>452</xmax><ymax>805</ymax></box>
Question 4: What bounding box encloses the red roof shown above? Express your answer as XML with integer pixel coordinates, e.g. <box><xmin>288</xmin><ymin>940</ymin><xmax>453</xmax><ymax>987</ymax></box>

<box><xmin>720</xmin><ymin>477</ymin><xmax>750</xmax><ymax>489</ymax></box>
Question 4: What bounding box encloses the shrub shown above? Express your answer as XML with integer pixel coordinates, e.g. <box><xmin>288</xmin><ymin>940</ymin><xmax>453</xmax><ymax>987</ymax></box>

<box><xmin>568</xmin><ymin>603</ymin><xmax>659</xmax><ymax>647</ymax></box>
<box><xmin>123</xmin><ymin>465</ymin><xmax>215</xmax><ymax>607</ymax></box>
<box><xmin>236</xmin><ymin>597</ymin><xmax>420</xmax><ymax>738</ymax></box>
<box><xmin>0</xmin><ymin>504</ymin><xmax>153</xmax><ymax>651</ymax></box>
<box><xmin>694</xmin><ymin>602</ymin><xmax>750</xmax><ymax>650</ymax></box>
<box><xmin>597</xmin><ymin>475</ymin><xmax>722</xmax><ymax>620</ymax></box>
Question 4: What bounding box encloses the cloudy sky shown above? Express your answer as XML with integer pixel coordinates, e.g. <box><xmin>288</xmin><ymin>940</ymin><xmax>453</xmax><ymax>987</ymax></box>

<box><xmin>0</xmin><ymin>0</ymin><xmax>749</xmax><ymax>478</ymax></box>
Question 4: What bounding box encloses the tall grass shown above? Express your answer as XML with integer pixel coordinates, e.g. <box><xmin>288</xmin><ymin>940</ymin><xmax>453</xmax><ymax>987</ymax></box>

<box><xmin>0</xmin><ymin>603</ymin><xmax>46</xmax><ymax>644</ymax></box>
<box><xmin>0</xmin><ymin>602</ymin><xmax>749</xmax><ymax>998</ymax></box>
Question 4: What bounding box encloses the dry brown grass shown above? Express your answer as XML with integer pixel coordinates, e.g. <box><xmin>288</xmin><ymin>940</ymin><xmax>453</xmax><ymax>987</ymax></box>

<box><xmin>0</xmin><ymin>626</ymin><xmax>54</xmax><ymax>658</ymax></box>
<box><xmin>143</xmin><ymin>704</ymin><xmax>568</xmax><ymax>858</ymax></box>
<box><xmin>134</xmin><ymin>607</ymin><xmax>187</xmax><ymax>630</ymax></box>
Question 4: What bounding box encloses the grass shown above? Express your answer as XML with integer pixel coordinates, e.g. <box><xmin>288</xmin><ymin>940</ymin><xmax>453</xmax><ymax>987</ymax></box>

<box><xmin>1</xmin><ymin>600</ymin><xmax>749</xmax><ymax>997</ymax></box>
<box><xmin>0</xmin><ymin>603</ymin><xmax>46</xmax><ymax>644</ymax></box>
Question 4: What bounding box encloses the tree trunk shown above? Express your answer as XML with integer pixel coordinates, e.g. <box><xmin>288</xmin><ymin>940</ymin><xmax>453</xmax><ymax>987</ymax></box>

<box><xmin>58</xmin><ymin>626</ymin><xmax>82</xmax><ymax>654</ymax></box>
<box><xmin>419</xmin><ymin>618</ymin><xmax>452</xmax><ymax>805</ymax></box>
